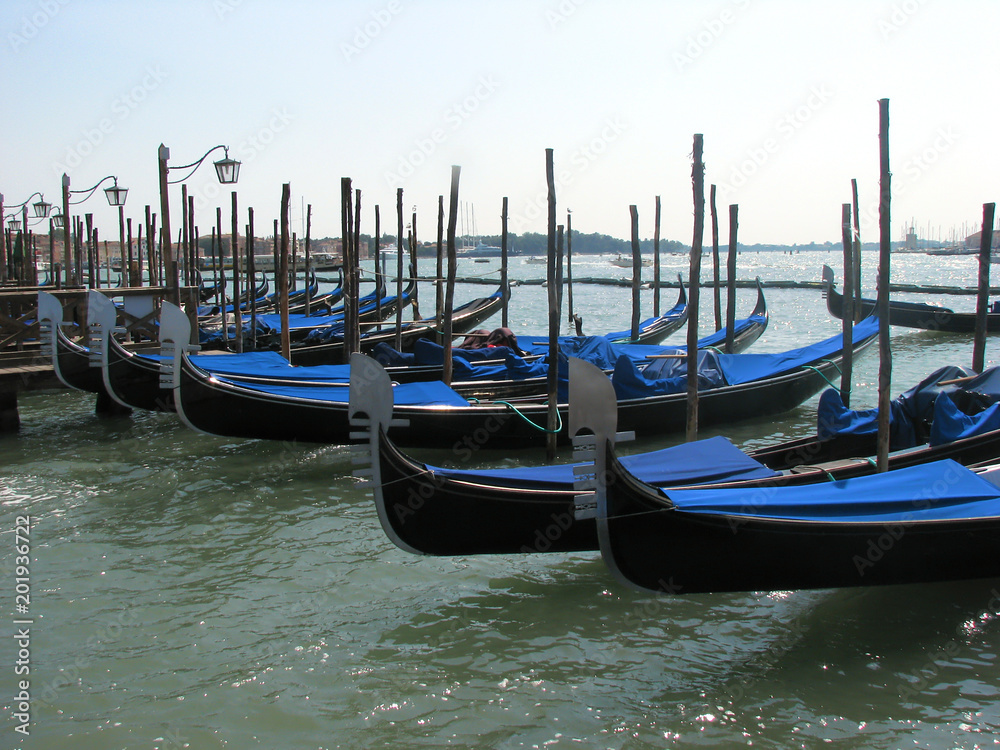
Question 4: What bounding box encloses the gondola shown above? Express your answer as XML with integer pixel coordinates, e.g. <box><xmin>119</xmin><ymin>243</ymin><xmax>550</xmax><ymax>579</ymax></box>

<box><xmin>91</xmin><ymin>280</ymin><xmax>745</xmax><ymax>412</ymax></box>
<box><xmin>197</xmin><ymin>270</ymin><xmax>272</xmax><ymax>317</ymax></box>
<box><xmin>84</xmin><ymin>285</ymin><xmax>509</xmax><ymax>411</ymax></box>
<box><xmin>287</xmin><ymin>284</ymin><xmax>510</xmax><ymax>365</ymax></box>
<box><xmin>603</xmin><ymin>275</ymin><xmax>688</xmax><ymax>345</ymax></box>
<box><xmin>37</xmin><ymin>290</ymin><xmax>134</xmax><ymax>414</ymax></box>
<box><xmin>595</xmin><ymin>425</ymin><xmax>1000</xmax><ymax>595</ymax></box>
<box><xmin>349</xmin><ymin>352</ymin><xmax>1000</xmax><ymax>556</ymax></box>
<box><xmin>158</xmin><ymin>284</ymin><xmax>877</xmax><ymax>447</ymax></box>
<box><xmin>823</xmin><ymin>264</ymin><xmax>1000</xmax><ymax>333</ymax></box>
<box><xmin>520</xmin><ymin>278</ymin><xmax>767</xmax><ymax>355</ymax></box>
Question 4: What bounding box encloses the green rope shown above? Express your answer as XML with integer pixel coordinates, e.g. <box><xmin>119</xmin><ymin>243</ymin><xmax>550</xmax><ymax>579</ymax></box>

<box><xmin>817</xmin><ymin>358</ymin><xmax>842</xmax><ymax>376</ymax></box>
<box><xmin>494</xmin><ymin>400</ymin><xmax>563</xmax><ymax>434</ymax></box>
<box><xmin>802</xmin><ymin>364</ymin><xmax>842</xmax><ymax>390</ymax></box>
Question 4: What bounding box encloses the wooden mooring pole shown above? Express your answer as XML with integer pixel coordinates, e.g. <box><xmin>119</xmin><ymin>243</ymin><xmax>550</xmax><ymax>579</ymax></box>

<box><xmin>395</xmin><ymin>188</ymin><xmax>404</xmax><ymax>352</ymax></box>
<box><xmin>442</xmin><ymin>166</ymin><xmax>461</xmax><ymax>386</ymax></box>
<box><xmin>973</xmin><ymin>202</ymin><xmax>996</xmax><ymax>373</ymax></box>
<box><xmin>231</xmin><ymin>191</ymin><xmax>242</xmax><ymax>353</ymax></box>
<box><xmin>840</xmin><ymin>203</ymin><xmax>855</xmax><ymax>407</ymax></box>
<box><xmin>710</xmin><ymin>184</ymin><xmax>722</xmax><ymax>331</ymax></box>
<box><xmin>565</xmin><ymin>209</ymin><xmax>573</xmax><ymax>329</ymax></box>
<box><xmin>545</xmin><ymin>148</ymin><xmax>559</xmax><ymax>460</ymax></box>
<box><xmin>629</xmin><ymin>204</ymin><xmax>641</xmax><ymax>343</ymax></box>
<box><xmin>653</xmin><ymin>196</ymin><xmax>661</xmax><ymax>317</ymax></box>
<box><xmin>725</xmin><ymin>205</ymin><xmax>738</xmax><ymax>354</ymax></box>
<box><xmin>280</xmin><ymin>183</ymin><xmax>292</xmax><ymax>361</ymax></box>
<box><xmin>876</xmin><ymin>98</ymin><xmax>892</xmax><ymax>473</ymax></box>
<box><xmin>686</xmin><ymin>134</ymin><xmax>705</xmax><ymax>443</ymax></box>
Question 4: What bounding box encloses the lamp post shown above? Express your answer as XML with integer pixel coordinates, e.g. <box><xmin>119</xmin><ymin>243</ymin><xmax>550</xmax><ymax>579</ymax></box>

<box><xmin>1</xmin><ymin>191</ymin><xmax>54</xmax><ymax>283</ymax></box>
<box><xmin>158</xmin><ymin>143</ymin><xmax>240</xmax><ymax>301</ymax></box>
<box><xmin>59</xmin><ymin>174</ymin><xmax>129</xmax><ymax>287</ymax></box>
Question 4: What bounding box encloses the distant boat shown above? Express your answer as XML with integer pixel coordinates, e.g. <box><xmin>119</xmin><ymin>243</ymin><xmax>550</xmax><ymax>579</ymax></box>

<box><xmin>458</xmin><ymin>241</ymin><xmax>503</xmax><ymax>258</ymax></box>
<box><xmin>610</xmin><ymin>254</ymin><xmax>652</xmax><ymax>268</ymax></box>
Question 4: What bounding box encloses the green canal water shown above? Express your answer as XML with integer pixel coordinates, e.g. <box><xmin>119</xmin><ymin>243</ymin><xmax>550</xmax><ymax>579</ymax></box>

<box><xmin>3</xmin><ymin>251</ymin><xmax>1000</xmax><ymax>748</ymax></box>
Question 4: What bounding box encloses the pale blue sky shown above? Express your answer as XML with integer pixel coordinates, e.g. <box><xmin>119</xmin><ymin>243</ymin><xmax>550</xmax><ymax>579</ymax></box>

<box><xmin>3</xmin><ymin>0</ymin><xmax>997</xmax><ymax>246</ymax></box>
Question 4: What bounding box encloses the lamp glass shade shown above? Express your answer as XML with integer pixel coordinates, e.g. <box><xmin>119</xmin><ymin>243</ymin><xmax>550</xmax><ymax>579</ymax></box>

<box><xmin>213</xmin><ymin>156</ymin><xmax>241</xmax><ymax>184</ymax></box>
<box><xmin>32</xmin><ymin>198</ymin><xmax>52</xmax><ymax>218</ymax></box>
<box><xmin>7</xmin><ymin>218</ymin><xmax>21</xmax><ymax>232</ymax></box>
<box><xmin>104</xmin><ymin>184</ymin><xmax>128</xmax><ymax>207</ymax></box>
<box><xmin>51</xmin><ymin>212</ymin><xmax>65</xmax><ymax>229</ymax></box>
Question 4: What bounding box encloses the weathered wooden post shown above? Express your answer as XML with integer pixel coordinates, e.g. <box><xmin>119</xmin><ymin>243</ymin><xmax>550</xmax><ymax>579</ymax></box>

<box><xmin>629</xmin><ymin>204</ymin><xmax>641</xmax><ymax>343</ymax></box>
<box><xmin>973</xmin><ymin>202</ymin><xmax>996</xmax><ymax>373</ymax></box>
<box><xmin>686</xmin><ymin>134</ymin><xmax>705</xmax><ymax>443</ymax></box>
<box><xmin>435</xmin><ymin>198</ymin><xmax>444</xmax><ymax>329</ymax></box>
<box><xmin>395</xmin><ymin>188</ymin><xmax>404</xmax><ymax>351</ymax></box>
<box><xmin>710</xmin><ymin>184</ymin><xmax>722</xmax><ymax>331</ymax></box>
<box><xmin>61</xmin><ymin>174</ymin><xmax>73</xmax><ymax>286</ymax></box>
<box><xmin>725</xmin><ymin>205</ymin><xmax>738</xmax><ymax>353</ymax></box>
<box><xmin>545</xmin><ymin>148</ymin><xmax>559</xmax><ymax>460</ymax></box>
<box><xmin>410</xmin><ymin>208</ymin><xmax>420</xmax><ymax>321</ymax></box>
<box><xmin>374</xmin><ymin>205</ymin><xmax>382</xmax><ymax>330</ymax></box>
<box><xmin>248</xmin><ymin>207</ymin><xmax>258</xmax><ymax>351</ymax></box>
<box><xmin>840</xmin><ymin>203</ymin><xmax>855</xmax><ymax>406</ymax></box>
<box><xmin>157</xmin><ymin>145</ymin><xmax>177</xmax><ymax>301</ymax></box>
<box><xmin>653</xmin><ymin>196</ymin><xmax>661</xmax><ymax>317</ymax></box>
<box><xmin>851</xmin><ymin>178</ymin><xmax>863</xmax><ymax>320</ymax></box>
<box><xmin>341</xmin><ymin>178</ymin><xmax>359</xmax><ymax>363</ymax></box>
<box><xmin>280</xmin><ymin>183</ymin><xmax>292</xmax><ymax>361</ymax></box>
<box><xmin>876</xmin><ymin>98</ymin><xmax>892</xmax><ymax>473</ymax></box>
<box><xmin>565</xmin><ymin>208</ymin><xmax>574</xmax><ymax>327</ymax></box>
<box><xmin>216</xmin><ymin>209</ymin><xmax>228</xmax><ymax>349</ymax></box>
<box><xmin>501</xmin><ymin>197</ymin><xmax>510</xmax><ymax>328</ymax></box>
<box><xmin>85</xmin><ymin>213</ymin><xmax>95</xmax><ymax>289</ymax></box>
<box><xmin>180</xmin><ymin>186</ymin><xmax>189</xmax><ymax>285</ymax></box>
<box><xmin>442</xmin><ymin>166</ymin><xmax>461</xmax><ymax>386</ymax></box>
<box><xmin>231</xmin><ymin>191</ymin><xmax>243</xmax><ymax>353</ymax></box>
<box><xmin>303</xmin><ymin>203</ymin><xmax>312</xmax><ymax>316</ymax></box>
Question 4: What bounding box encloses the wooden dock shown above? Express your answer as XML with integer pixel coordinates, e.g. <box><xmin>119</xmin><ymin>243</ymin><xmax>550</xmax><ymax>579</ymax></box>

<box><xmin>0</xmin><ymin>285</ymin><xmax>198</xmax><ymax>431</ymax></box>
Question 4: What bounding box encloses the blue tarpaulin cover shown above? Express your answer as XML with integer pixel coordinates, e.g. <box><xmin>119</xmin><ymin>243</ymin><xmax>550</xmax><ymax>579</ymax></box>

<box><xmin>930</xmin><ymin>393</ymin><xmax>1000</xmax><ymax>446</ymax></box>
<box><xmin>716</xmin><ymin>316</ymin><xmax>879</xmax><ymax>386</ymax></box>
<box><xmin>661</xmin><ymin>459</ymin><xmax>1000</xmax><ymax>522</ymax></box>
<box><xmin>816</xmin><ymin>388</ymin><xmax>917</xmax><ymax>449</ymax></box>
<box><xmin>209</xmin><ymin>375</ymin><xmax>469</xmax><ymax>406</ymax></box>
<box><xmin>816</xmin><ymin>364</ymin><xmax>982</xmax><ymax>448</ymax></box>
<box><xmin>429</xmin><ymin>435</ymin><xmax>778</xmax><ymax>489</ymax></box>
<box><xmin>611</xmin><ymin>350</ymin><xmax>727</xmax><ymax>400</ymax></box>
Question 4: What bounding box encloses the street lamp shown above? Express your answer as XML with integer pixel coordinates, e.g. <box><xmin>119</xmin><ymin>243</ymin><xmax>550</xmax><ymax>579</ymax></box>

<box><xmin>68</xmin><ymin>175</ymin><xmax>129</xmax><ymax>207</ymax></box>
<box><xmin>58</xmin><ymin>174</ymin><xmax>130</xmax><ymax>286</ymax></box>
<box><xmin>158</xmin><ymin>143</ymin><xmax>241</xmax><ymax>299</ymax></box>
